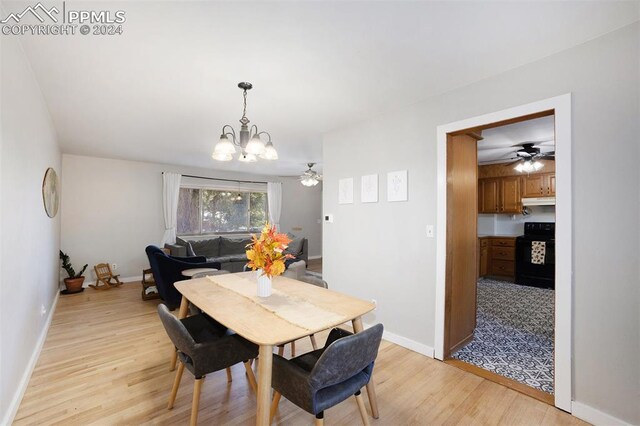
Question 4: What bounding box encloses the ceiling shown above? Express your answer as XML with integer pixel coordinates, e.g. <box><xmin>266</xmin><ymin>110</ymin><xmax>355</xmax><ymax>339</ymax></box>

<box><xmin>7</xmin><ymin>1</ymin><xmax>639</xmax><ymax>175</ymax></box>
<box><xmin>478</xmin><ymin>116</ymin><xmax>555</xmax><ymax>165</ymax></box>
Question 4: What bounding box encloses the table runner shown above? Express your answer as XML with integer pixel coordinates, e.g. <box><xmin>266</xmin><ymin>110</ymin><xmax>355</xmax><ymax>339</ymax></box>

<box><xmin>206</xmin><ymin>273</ymin><xmax>344</xmax><ymax>331</ymax></box>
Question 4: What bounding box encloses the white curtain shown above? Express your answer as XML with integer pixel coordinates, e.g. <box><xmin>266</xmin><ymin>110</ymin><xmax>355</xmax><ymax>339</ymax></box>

<box><xmin>267</xmin><ymin>182</ymin><xmax>282</xmax><ymax>230</ymax></box>
<box><xmin>161</xmin><ymin>172</ymin><xmax>182</xmax><ymax>246</ymax></box>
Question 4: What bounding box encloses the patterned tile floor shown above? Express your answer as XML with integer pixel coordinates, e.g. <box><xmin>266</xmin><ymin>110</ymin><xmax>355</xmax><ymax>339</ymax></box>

<box><xmin>451</xmin><ymin>278</ymin><xmax>555</xmax><ymax>394</ymax></box>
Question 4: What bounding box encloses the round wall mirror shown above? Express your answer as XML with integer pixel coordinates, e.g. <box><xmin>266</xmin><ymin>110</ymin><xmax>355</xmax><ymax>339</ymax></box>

<box><xmin>42</xmin><ymin>167</ymin><xmax>59</xmax><ymax>218</ymax></box>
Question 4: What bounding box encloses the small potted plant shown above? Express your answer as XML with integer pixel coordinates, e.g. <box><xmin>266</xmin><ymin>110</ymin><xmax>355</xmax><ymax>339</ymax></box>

<box><xmin>59</xmin><ymin>250</ymin><xmax>88</xmax><ymax>293</ymax></box>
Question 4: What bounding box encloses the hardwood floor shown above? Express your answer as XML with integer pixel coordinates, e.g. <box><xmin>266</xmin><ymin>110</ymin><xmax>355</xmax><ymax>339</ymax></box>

<box><xmin>14</xmin><ymin>282</ymin><xmax>585</xmax><ymax>425</ymax></box>
<box><xmin>306</xmin><ymin>257</ymin><xmax>322</xmax><ymax>273</ymax></box>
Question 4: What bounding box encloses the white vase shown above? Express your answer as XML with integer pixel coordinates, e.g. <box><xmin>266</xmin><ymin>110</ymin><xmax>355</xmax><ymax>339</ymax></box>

<box><xmin>256</xmin><ymin>270</ymin><xmax>272</xmax><ymax>297</ymax></box>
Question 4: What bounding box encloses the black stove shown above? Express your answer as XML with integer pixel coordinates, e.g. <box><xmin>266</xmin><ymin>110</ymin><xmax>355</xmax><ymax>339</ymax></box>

<box><xmin>515</xmin><ymin>222</ymin><xmax>555</xmax><ymax>289</ymax></box>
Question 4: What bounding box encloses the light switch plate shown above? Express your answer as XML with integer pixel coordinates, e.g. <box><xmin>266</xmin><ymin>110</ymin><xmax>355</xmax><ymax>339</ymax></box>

<box><xmin>426</xmin><ymin>225</ymin><xmax>434</xmax><ymax>238</ymax></box>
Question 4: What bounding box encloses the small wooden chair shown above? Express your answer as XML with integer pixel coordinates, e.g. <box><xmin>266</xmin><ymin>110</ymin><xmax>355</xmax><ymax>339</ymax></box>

<box><xmin>91</xmin><ymin>263</ymin><xmax>123</xmax><ymax>290</ymax></box>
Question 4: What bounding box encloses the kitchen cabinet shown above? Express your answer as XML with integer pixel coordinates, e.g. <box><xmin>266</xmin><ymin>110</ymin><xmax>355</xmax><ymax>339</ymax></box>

<box><xmin>478</xmin><ymin>179</ymin><xmax>500</xmax><ymax>213</ymax></box>
<box><xmin>478</xmin><ymin>237</ymin><xmax>516</xmax><ymax>280</ymax></box>
<box><xmin>548</xmin><ymin>174</ymin><xmax>556</xmax><ymax>196</ymax></box>
<box><xmin>478</xmin><ymin>238</ymin><xmax>489</xmax><ymax>277</ymax></box>
<box><xmin>478</xmin><ymin>177</ymin><xmax>521</xmax><ymax>214</ymax></box>
<box><xmin>488</xmin><ymin>237</ymin><xmax>516</xmax><ymax>279</ymax></box>
<box><xmin>521</xmin><ymin>173</ymin><xmax>555</xmax><ymax>198</ymax></box>
<box><xmin>501</xmin><ymin>176</ymin><xmax>521</xmax><ymax>213</ymax></box>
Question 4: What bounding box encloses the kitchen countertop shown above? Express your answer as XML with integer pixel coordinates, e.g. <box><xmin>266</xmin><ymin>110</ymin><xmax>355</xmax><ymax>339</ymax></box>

<box><xmin>478</xmin><ymin>234</ymin><xmax>521</xmax><ymax>238</ymax></box>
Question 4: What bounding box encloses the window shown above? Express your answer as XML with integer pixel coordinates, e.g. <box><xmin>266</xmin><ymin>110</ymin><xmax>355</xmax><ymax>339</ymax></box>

<box><xmin>177</xmin><ymin>187</ymin><xmax>268</xmax><ymax>235</ymax></box>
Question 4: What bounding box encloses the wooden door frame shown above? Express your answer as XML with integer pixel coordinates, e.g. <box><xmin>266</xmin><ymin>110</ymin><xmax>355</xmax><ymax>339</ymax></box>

<box><xmin>434</xmin><ymin>94</ymin><xmax>573</xmax><ymax>412</ymax></box>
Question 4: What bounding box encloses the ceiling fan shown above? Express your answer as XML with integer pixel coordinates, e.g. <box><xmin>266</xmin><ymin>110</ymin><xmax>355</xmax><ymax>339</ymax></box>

<box><xmin>300</xmin><ymin>163</ymin><xmax>322</xmax><ymax>187</ymax></box>
<box><xmin>511</xmin><ymin>142</ymin><xmax>555</xmax><ymax>160</ymax></box>
<box><xmin>504</xmin><ymin>142</ymin><xmax>555</xmax><ymax>172</ymax></box>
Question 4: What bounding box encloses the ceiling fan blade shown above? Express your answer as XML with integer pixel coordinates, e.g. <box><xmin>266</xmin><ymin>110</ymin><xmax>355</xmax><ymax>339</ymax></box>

<box><xmin>511</xmin><ymin>140</ymin><xmax>553</xmax><ymax>147</ymax></box>
<box><xmin>502</xmin><ymin>159</ymin><xmax>522</xmax><ymax>166</ymax></box>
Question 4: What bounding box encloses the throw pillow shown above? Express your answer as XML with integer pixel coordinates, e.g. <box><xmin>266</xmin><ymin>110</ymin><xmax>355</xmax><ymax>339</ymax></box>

<box><xmin>176</xmin><ymin>237</ymin><xmax>196</xmax><ymax>257</ymax></box>
<box><xmin>285</xmin><ymin>238</ymin><xmax>304</xmax><ymax>256</ymax></box>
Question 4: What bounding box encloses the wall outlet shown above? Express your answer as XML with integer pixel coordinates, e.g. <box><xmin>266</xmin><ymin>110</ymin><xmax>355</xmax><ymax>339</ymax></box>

<box><xmin>111</xmin><ymin>263</ymin><xmax>117</xmax><ymax>271</ymax></box>
<box><xmin>40</xmin><ymin>304</ymin><xmax>46</xmax><ymax>316</ymax></box>
<box><xmin>426</xmin><ymin>225</ymin><xmax>434</xmax><ymax>238</ymax></box>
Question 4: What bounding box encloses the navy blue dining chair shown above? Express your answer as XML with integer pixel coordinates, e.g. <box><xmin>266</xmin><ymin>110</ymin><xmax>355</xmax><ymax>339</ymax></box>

<box><xmin>145</xmin><ymin>245</ymin><xmax>221</xmax><ymax>310</ymax></box>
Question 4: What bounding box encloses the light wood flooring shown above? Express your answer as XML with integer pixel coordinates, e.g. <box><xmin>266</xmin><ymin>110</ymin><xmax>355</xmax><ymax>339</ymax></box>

<box><xmin>306</xmin><ymin>257</ymin><xmax>322</xmax><ymax>273</ymax></box>
<box><xmin>14</xmin><ymin>281</ymin><xmax>586</xmax><ymax>425</ymax></box>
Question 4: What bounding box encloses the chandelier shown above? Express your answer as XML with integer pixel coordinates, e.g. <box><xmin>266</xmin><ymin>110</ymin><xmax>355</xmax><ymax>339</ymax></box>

<box><xmin>212</xmin><ymin>82</ymin><xmax>278</xmax><ymax>162</ymax></box>
<box><xmin>300</xmin><ymin>163</ymin><xmax>322</xmax><ymax>187</ymax></box>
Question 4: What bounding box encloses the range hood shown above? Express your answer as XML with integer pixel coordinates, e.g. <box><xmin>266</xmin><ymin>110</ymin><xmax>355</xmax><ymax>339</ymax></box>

<box><xmin>522</xmin><ymin>197</ymin><xmax>556</xmax><ymax>206</ymax></box>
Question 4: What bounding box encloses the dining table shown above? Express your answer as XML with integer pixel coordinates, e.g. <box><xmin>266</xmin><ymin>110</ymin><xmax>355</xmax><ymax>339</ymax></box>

<box><xmin>174</xmin><ymin>271</ymin><xmax>378</xmax><ymax>426</ymax></box>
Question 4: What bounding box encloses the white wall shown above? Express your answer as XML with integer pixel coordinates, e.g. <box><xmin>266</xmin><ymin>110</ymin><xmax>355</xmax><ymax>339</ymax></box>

<box><xmin>478</xmin><ymin>206</ymin><xmax>556</xmax><ymax>236</ymax></box>
<box><xmin>60</xmin><ymin>155</ymin><xmax>322</xmax><ymax>281</ymax></box>
<box><xmin>280</xmin><ymin>179</ymin><xmax>322</xmax><ymax>257</ymax></box>
<box><xmin>323</xmin><ymin>23</ymin><xmax>639</xmax><ymax>424</ymax></box>
<box><xmin>0</xmin><ymin>36</ymin><xmax>61</xmax><ymax>423</ymax></box>
<box><xmin>494</xmin><ymin>206</ymin><xmax>555</xmax><ymax>235</ymax></box>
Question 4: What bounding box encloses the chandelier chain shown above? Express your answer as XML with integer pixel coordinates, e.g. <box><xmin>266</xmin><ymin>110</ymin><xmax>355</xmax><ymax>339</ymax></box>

<box><xmin>242</xmin><ymin>89</ymin><xmax>248</xmax><ymax>120</ymax></box>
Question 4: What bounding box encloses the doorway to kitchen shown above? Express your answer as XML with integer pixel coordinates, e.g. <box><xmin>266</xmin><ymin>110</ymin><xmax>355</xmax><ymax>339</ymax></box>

<box><xmin>434</xmin><ymin>95</ymin><xmax>572</xmax><ymax>412</ymax></box>
<box><xmin>452</xmin><ymin>114</ymin><xmax>556</xmax><ymax>403</ymax></box>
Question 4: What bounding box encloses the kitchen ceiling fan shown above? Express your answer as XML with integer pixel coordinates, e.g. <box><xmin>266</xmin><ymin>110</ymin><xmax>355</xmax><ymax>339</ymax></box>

<box><xmin>511</xmin><ymin>142</ymin><xmax>555</xmax><ymax>160</ymax></box>
<box><xmin>504</xmin><ymin>142</ymin><xmax>555</xmax><ymax>173</ymax></box>
<box><xmin>300</xmin><ymin>163</ymin><xmax>322</xmax><ymax>187</ymax></box>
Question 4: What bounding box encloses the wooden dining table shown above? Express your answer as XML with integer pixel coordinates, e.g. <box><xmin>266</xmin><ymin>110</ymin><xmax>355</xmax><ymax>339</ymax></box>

<box><xmin>174</xmin><ymin>272</ymin><xmax>378</xmax><ymax>426</ymax></box>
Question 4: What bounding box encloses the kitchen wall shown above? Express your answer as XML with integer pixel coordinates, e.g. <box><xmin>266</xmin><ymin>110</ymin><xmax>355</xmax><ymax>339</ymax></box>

<box><xmin>322</xmin><ymin>23</ymin><xmax>639</xmax><ymax>424</ymax></box>
<box><xmin>478</xmin><ymin>206</ymin><xmax>555</xmax><ymax>235</ymax></box>
<box><xmin>1</xmin><ymin>36</ymin><xmax>61</xmax><ymax>424</ymax></box>
<box><xmin>60</xmin><ymin>155</ymin><xmax>322</xmax><ymax>281</ymax></box>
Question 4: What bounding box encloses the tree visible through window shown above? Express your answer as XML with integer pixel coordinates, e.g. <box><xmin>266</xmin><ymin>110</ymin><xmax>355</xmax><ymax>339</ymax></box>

<box><xmin>177</xmin><ymin>188</ymin><xmax>268</xmax><ymax>235</ymax></box>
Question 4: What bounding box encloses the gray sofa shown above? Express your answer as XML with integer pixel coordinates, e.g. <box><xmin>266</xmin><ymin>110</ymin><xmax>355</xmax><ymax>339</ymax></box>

<box><xmin>165</xmin><ymin>235</ymin><xmax>308</xmax><ymax>273</ymax></box>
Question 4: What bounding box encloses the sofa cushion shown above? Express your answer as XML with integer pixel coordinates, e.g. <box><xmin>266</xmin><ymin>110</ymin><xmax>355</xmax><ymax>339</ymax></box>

<box><xmin>219</xmin><ymin>237</ymin><xmax>251</xmax><ymax>256</ymax></box>
<box><xmin>285</xmin><ymin>238</ymin><xmax>304</xmax><ymax>257</ymax></box>
<box><xmin>190</xmin><ymin>238</ymin><xmax>221</xmax><ymax>257</ymax></box>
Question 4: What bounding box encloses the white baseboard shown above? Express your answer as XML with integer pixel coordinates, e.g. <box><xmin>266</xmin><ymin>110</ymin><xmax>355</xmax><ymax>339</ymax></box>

<box><xmin>2</xmin><ymin>291</ymin><xmax>60</xmax><ymax>426</ymax></box>
<box><xmin>308</xmin><ymin>255</ymin><xmax>322</xmax><ymax>260</ymax></box>
<box><xmin>83</xmin><ymin>275</ymin><xmax>142</xmax><ymax>287</ymax></box>
<box><xmin>363</xmin><ymin>321</ymin><xmax>434</xmax><ymax>358</ymax></box>
<box><xmin>572</xmin><ymin>401</ymin><xmax>631</xmax><ymax>426</ymax></box>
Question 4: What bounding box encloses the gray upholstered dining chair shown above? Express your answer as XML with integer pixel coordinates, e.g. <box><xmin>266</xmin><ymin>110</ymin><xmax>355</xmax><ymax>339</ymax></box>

<box><xmin>270</xmin><ymin>324</ymin><xmax>384</xmax><ymax>426</ymax></box>
<box><xmin>157</xmin><ymin>304</ymin><xmax>259</xmax><ymax>426</ymax></box>
<box><xmin>277</xmin><ymin>271</ymin><xmax>329</xmax><ymax>357</ymax></box>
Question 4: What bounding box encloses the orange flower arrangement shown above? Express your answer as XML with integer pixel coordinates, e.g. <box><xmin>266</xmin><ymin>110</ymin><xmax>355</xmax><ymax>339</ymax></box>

<box><xmin>246</xmin><ymin>224</ymin><xmax>294</xmax><ymax>278</ymax></box>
